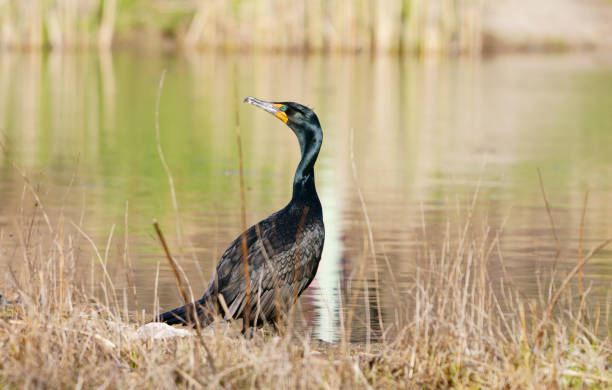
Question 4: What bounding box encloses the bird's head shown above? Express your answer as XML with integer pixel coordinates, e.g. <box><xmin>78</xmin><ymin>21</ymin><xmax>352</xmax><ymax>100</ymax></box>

<box><xmin>244</xmin><ymin>97</ymin><xmax>322</xmax><ymax>148</ymax></box>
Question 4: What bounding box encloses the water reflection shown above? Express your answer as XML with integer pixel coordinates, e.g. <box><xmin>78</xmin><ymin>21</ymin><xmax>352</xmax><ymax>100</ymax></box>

<box><xmin>312</xmin><ymin>162</ymin><xmax>343</xmax><ymax>342</ymax></box>
<box><xmin>1</xmin><ymin>51</ymin><xmax>612</xmax><ymax>342</ymax></box>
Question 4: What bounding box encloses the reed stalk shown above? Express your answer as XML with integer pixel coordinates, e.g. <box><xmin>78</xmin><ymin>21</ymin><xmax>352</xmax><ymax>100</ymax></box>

<box><xmin>0</xmin><ymin>0</ymin><xmax>484</xmax><ymax>55</ymax></box>
<box><xmin>0</xmin><ymin>172</ymin><xmax>610</xmax><ymax>387</ymax></box>
<box><xmin>0</xmin><ymin>0</ymin><xmax>115</xmax><ymax>51</ymax></box>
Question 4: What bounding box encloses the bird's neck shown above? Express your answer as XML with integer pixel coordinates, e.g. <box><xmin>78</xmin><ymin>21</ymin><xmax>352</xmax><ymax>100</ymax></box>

<box><xmin>291</xmin><ymin>135</ymin><xmax>321</xmax><ymax>205</ymax></box>
<box><xmin>292</xmin><ymin>168</ymin><xmax>317</xmax><ymax>203</ymax></box>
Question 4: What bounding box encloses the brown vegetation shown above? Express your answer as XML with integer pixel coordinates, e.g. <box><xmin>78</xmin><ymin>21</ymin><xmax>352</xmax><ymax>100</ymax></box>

<box><xmin>0</xmin><ymin>179</ymin><xmax>610</xmax><ymax>388</ymax></box>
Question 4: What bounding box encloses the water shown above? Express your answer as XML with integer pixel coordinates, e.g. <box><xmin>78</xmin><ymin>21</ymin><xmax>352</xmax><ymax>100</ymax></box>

<box><xmin>1</xmin><ymin>51</ymin><xmax>611</xmax><ymax>342</ymax></box>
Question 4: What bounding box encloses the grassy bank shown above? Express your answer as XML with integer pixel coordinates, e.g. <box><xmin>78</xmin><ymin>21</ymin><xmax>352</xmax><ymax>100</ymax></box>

<box><xmin>0</xmin><ymin>184</ymin><xmax>610</xmax><ymax>389</ymax></box>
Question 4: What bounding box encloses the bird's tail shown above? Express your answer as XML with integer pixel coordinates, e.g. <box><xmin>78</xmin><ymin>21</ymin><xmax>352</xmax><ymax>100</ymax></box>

<box><xmin>155</xmin><ymin>295</ymin><xmax>214</xmax><ymax>327</ymax></box>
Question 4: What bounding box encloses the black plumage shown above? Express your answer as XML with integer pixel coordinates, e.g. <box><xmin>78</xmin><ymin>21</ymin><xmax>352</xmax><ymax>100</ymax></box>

<box><xmin>156</xmin><ymin>97</ymin><xmax>325</xmax><ymax>330</ymax></box>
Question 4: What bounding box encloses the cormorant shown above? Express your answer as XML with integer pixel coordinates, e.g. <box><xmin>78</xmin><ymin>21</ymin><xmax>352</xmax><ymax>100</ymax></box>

<box><xmin>156</xmin><ymin>97</ymin><xmax>325</xmax><ymax>331</ymax></box>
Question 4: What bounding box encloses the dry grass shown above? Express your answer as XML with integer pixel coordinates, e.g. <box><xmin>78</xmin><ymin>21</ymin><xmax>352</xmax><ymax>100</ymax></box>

<box><xmin>0</xmin><ymin>186</ymin><xmax>611</xmax><ymax>389</ymax></box>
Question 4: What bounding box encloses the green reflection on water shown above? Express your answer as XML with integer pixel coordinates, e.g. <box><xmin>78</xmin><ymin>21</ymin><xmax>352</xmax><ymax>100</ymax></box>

<box><xmin>1</xmin><ymin>51</ymin><xmax>611</xmax><ymax>341</ymax></box>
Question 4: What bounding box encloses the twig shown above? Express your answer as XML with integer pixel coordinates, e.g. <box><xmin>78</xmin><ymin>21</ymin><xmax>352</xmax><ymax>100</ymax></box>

<box><xmin>255</xmin><ymin>223</ymin><xmax>283</xmax><ymax>329</ymax></box>
<box><xmin>577</xmin><ymin>191</ymin><xmax>588</xmax><ymax>297</ymax></box>
<box><xmin>154</xmin><ymin>69</ymin><xmax>183</xmax><ymax>248</ymax></box>
<box><xmin>233</xmin><ymin>75</ymin><xmax>251</xmax><ymax>333</ymax></box>
<box><xmin>153</xmin><ymin>261</ymin><xmax>160</xmax><ymax>322</ymax></box>
<box><xmin>349</xmin><ymin>127</ymin><xmax>383</xmax><ymax>340</ymax></box>
<box><xmin>535</xmin><ymin>236</ymin><xmax>612</xmax><ymax>345</ymax></box>
<box><xmin>152</xmin><ymin>69</ymin><xmax>216</xmax><ymax>374</ymax></box>
<box><xmin>153</xmin><ymin>220</ymin><xmax>216</xmax><ymax>374</ymax></box>
<box><xmin>292</xmin><ymin>207</ymin><xmax>310</xmax><ymax>303</ymax></box>
<box><xmin>537</xmin><ymin>169</ymin><xmax>561</xmax><ymax>262</ymax></box>
<box><xmin>58</xmin><ymin>215</ymin><xmax>64</xmax><ymax>314</ymax></box>
<box><xmin>122</xmin><ymin>201</ymin><xmax>137</xmax><ymax>306</ymax></box>
<box><xmin>71</xmin><ymin>221</ymin><xmax>116</xmax><ymax>298</ymax></box>
<box><xmin>283</xmin><ymin>207</ymin><xmax>310</xmax><ymax>341</ymax></box>
<box><xmin>344</xmin><ymin>230</ymin><xmax>369</xmax><ymax>348</ymax></box>
<box><xmin>152</xmin><ymin>220</ymin><xmax>195</xmax><ymax>324</ymax></box>
<box><xmin>0</xmin><ymin>140</ymin><xmax>53</xmax><ymax>233</ymax></box>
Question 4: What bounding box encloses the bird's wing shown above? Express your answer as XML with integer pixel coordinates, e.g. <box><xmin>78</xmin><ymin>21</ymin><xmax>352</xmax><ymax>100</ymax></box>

<box><xmin>208</xmin><ymin>212</ymin><xmax>324</xmax><ymax>321</ymax></box>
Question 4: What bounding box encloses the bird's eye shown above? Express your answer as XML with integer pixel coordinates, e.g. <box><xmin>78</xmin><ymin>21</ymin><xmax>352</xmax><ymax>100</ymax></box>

<box><xmin>280</xmin><ymin>105</ymin><xmax>287</xmax><ymax>112</ymax></box>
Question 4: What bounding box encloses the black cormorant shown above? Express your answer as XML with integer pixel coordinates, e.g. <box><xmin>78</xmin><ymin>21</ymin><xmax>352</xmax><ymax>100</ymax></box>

<box><xmin>156</xmin><ymin>97</ymin><xmax>325</xmax><ymax>331</ymax></box>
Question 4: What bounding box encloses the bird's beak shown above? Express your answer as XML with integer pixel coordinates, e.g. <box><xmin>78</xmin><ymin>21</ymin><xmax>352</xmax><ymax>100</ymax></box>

<box><xmin>243</xmin><ymin>96</ymin><xmax>288</xmax><ymax>123</ymax></box>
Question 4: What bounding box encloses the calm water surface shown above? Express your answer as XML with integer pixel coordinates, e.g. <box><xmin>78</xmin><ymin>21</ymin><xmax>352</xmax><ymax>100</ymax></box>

<box><xmin>1</xmin><ymin>52</ymin><xmax>611</xmax><ymax>341</ymax></box>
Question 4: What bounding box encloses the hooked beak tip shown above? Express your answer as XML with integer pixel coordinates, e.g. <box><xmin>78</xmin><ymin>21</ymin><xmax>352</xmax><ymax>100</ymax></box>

<box><xmin>243</xmin><ymin>96</ymin><xmax>289</xmax><ymax>124</ymax></box>
<box><xmin>243</xmin><ymin>96</ymin><xmax>278</xmax><ymax>114</ymax></box>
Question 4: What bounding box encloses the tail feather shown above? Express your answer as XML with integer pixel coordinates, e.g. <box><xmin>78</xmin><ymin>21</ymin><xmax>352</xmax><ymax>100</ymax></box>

<box><xmin>156</xmin><ymin>304</ymin><xmax>192</xmax><ymax>325</ymax></box>
<box><xmin>155</xmin><ymin>297</ymin><xmax>213</xmax><ymax>327</ymax></box>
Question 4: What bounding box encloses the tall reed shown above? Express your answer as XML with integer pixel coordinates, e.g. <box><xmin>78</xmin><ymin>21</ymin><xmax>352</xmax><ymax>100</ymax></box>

<box><xmin>0</xmin><ymin>0</ymin><xmax>116</xmax><ymax>50</ymax></box>
<box><xmin>183</xmin><ymin>0</ymin><xmax>484</xmax><ymax>55</ymax></box>
<box><xmin>0</xmin><ymin>0</ymin><xmax>483</xmax><ymax>55</ymax></box>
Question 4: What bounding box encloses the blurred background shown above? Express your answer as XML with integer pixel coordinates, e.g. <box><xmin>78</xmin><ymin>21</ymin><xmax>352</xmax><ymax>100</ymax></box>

<box><xmin>2</xmin><ymin>0</ymin><xmax>612</xmax><ymax>53</ymax></box>
<box><xmin>1</xmin><ymin>0</ymin><xmax>611</xmax><ymax>341</ymax></box>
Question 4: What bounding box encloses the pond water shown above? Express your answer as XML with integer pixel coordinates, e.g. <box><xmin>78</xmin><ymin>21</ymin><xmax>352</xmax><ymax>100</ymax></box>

<box><xmin>0</xmin><ymin>51</ymin><xmax>611</xmax><ymax>342</ymax></box>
